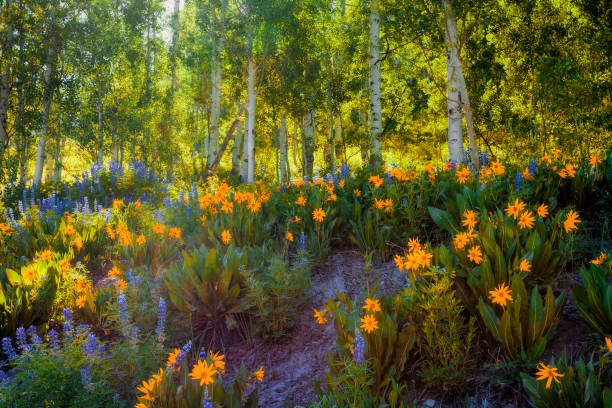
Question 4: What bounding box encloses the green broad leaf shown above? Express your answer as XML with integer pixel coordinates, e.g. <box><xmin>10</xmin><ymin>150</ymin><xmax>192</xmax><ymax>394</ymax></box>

<box><xmin>520</xmin><ymin>373</ymin><xmax>540</xmax><ymax>401</ymax></box>
<box><xmin>526</xmin><ymin>337</ymin><xmax>546</xmax><ymax>362</ymax></box>
<box><xmin>499</xmin><ymin>310</ymin><xmax>515</xmax><ymax>357</ymax></box>
<box><xmin>478</xmin><ymin>297</ymin><xmax>501</xmax><ymax>340</ymax></box>
<box><xmin>494</xmin><ymin>245</ymin><xmax>507</xmax><ymax>281</ymax></box>
<box><xmin>527</xmin><ymin>286</ymin><xmax>541</xmax><ymax>343</ymax></box>
<box><xmin>5</xmin><ymin>269</ymin><xmax>21</xmax><ymax>285</ymax></box>
<box><xmin>427</xmin><ymin>206</ymin><xmax>458</xmax><ymax>233</ymax></box>
<box><xmin>480</xmin><ymin>227</ymin><xmax>497</xmax><ymax>259</ymax></box>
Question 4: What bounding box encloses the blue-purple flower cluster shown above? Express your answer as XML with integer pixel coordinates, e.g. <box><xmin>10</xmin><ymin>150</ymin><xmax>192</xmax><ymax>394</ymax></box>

<box><xmin>352</xmin><ymin>333</ymin><xmax>366</xmax><ymax>366</ymax></box>
<box><xmin>515</xmin><ymin>173</ymin><xmax>523</xmax><ymax>192</ymax></box>
<box><xmin>156</xmin><ymin>298</ymin><xmax>166</xmax><ymax>343</ymax></box>
<box><xmin>168</xmin><ymin>342</ymin><xmax>192</xmax><ymax>371</ymax></box>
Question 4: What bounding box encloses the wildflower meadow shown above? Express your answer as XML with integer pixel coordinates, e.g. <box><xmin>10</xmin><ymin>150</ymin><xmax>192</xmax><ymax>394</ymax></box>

<box><xmin>0</xmin><ymin>150</ymin><xmax>610</xmax><ymax>407</ymax></box>
<box><xmin>1</xmin><ymin>0</ymin><xmax>611</xmax><ymax>406</ymax></box>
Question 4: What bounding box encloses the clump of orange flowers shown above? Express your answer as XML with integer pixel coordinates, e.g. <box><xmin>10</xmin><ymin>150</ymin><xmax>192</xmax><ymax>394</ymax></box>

<box><xmin>374</xmin><ymin>198</ymin><xmax>393</xmax><ymax>212</ymax></box>
<box><xmin>456</xmin><ymin>166</ymin><xmax>472</xmax><ymax>184</ymax></box>
<box><xmin>312</xmin><ymin>208</ymin><xmax>326</xmax><ymax>222</ymax></box>
<box><xmin>221</xmin><ymin>229</ymin><xmax>231</xmax><ymax>245</ymax></box>
<box><xmin>563</xmin><ymin>210</ymin><xmax>581</xmax><ymax>233</ymax></box>
<box><xmin>535</xmin><ymin>362</ymin><xmax>563</xmax><ymax>389</ymax></box>
<box><xmin>394</xmin><ymin>238</ymin><xmax>433</xmax><ymax>280</ymax></box>
<box><xmin>488</xmin><ymin>283</ymin><xmax>513</xmax><ymax>307</ymax></box>
<box><xmin>368</xmin><ymin>175</ymin><xmax>384</xmax><ymax>188</ymax></box>
<box><xmin>313</xmin><ymin>308</ymin><xmax>328</xmax><ymax>324</ymax></box>
<box><xmin>591</xmin><ymin>251</ymin><xmax>607</xmax><ymax>265</ymax></box>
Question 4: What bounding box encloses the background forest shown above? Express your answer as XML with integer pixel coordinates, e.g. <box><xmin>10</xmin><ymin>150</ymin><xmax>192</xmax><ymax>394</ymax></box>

<box><xmin>0</xmin><ymin>0</ymin><xmax>609</xmax><ymax>185</ymax></box>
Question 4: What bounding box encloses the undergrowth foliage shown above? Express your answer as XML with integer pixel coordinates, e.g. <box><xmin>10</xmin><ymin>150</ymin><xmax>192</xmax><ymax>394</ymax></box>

<box><xmin>0</xmin><ymin>151</ymin><xmax>609</xmax><ymax>406</ymax></box>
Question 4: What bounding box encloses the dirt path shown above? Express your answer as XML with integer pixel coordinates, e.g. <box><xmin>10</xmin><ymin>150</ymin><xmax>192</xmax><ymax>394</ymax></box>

<box><xmin>224</xmin><ymin>251</ymin><xmax>405</xmax><ymax>407</ymax></box>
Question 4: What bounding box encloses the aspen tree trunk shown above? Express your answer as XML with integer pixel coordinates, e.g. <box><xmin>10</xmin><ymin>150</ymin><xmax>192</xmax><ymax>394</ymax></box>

<box><xmin>119</xmin><ymin>143</ymin><xmax>124</xmax><ymax>169</ymax></box>
<box><xmin>302</xmin><ymin>109</ymin><xmax>315</xmax><ymax>180</ymax></box>
<box><xmin>279</xmin><ymin>114</ymin><xmax>288</xmax><ymax>183</ymax></box>
<box><xmin>33</xmin><ymin>45</ymin><xmax>56</xmax><ymax>185</ymax></box>
<box><xmin>165</xmin><ymin>0</ymin><xmax>180</xmax><ymax>165</ymax></box>
<box><xmin>207</xmin><ymin>3</ymin><xmax>220</xmax><ymax>168</ymax></box>
<box><xmin>327</xmin><ymin>82</ymin><xmax>335</xmax><ymax>172</ymax></box>
<box><xmin>53</xmin><ymin>133</ymin><xmax>65</xmax><ymax>183</ymax></box>
<box><xmin>274</xmin><ymin>123</ymin><xmax>279</xmax><ymax>183</ymax></box>
<box><xmin>292</xmin><ymin>120</ymin><xmax>299</xmax><ymax>170</ymax></box>
<box><xmin>246</xmin><ymin>21</ymin><xmax>256</xmax><ymax>183</ymax></box>
<box><xmin>285</xmin><ymin>120</ymin><xmax>291</xmax><ymax>181</ymax></box>
<box><xmin>240</xmin><ymin>119</ymin><xmax>248</xmax><ymax>181</ymax></box>
<box><xmin>97</xmin><ymin>94</ymin><xmax>104</xmax><ymax>164</ymax></box>
<box><xmin>135</xmin><ymin>2</ymin><xmax>152</xmax><ymax>166</ymax></box>
<box><xmin>338</xmin><ymin>110</ymin><xmax>347</xmax><ymax>164</ymax></box>
<box><xmin>359</xmin><ymin>109</ymin><xmax>369</xmax><ymax>164</ymax></box>
<box><xmin>207</xmin><ymin>0</ymin><xmax>228</xmax><ymax>170</ymax></box>
<box><xmin>442</xmin><ymin>0</ymin><xmax>463</xmax><ymax>163</ymax></box>
<box><xmin>368</xmin><ymin>0</ymin><xmax>382</xmax><ymax>167</ymax></box>
<box><xmin>0</xmin><ymin>0</ymin><xmax>13</xmax><ymax>176</ymax></box>
<box><xmin>301</xmin><ymin>120</ymin><xmax>306</xmax><ymax>178</ymax></box>
<box><xmin>17</xmin><ymin>88</ymin><xmax>28</xmax><ymax>184</ymax></box>
<box><xmin>111</xmin><ymin>107</ymin><xmax>119</xmax><ymax>164</ymax></box>
<box><xmin>457</xmin><ymin>70</ymin><xmax>479</xmax><ymax>168</ymax></box>
<box><xmin>231</xmin><ymin>121</ymin><xmax>243</xmax><ymax>175</ymax></box>
<box><xmin>19</xmin><ymin>132</ymin><xmax>29</xmax><ymax>183</ymax></box>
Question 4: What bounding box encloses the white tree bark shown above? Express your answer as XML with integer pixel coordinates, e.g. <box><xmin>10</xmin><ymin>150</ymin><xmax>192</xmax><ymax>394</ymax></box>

<box><xmin>457</xmin><ymin>67</ymin><xmax>480</xmax><ymax>168</ymax></box>
<box><xmin>442</xmin><ymin>0</ymin><xmax>463</xmax><ymax>163</ymax></box>
<box><xmin>368</xmin><ymin>0</ymin><xmax>382</xmax><ymax>166</ymax></box>
<box><xmin>33</xmin><ymin>45</ymin><xmax>56</xmax><ymax>185</ymax></box>
<box><xmin>239</xmin><ymin>119</ymin><xmax>248</xmax><ymax>181</ymax></box>
<box><xmin>208</xmin><ymin>4</ymin><xmax>220</xmax><ymax>168</ymax></box>
<box><xmin>97</xmin><ymin>94</ymin><xmax>104</xmax><ymax>164</ymax></box>
<box><xmin>246</xmin><ymin>21</ymin><xmax>256</xmax><ymax>183</ymax></box>
<box><xmin>111</xmin><ymin>105</ymin><xmax>119</xmax><ymax>165</ymax></box>
<box><xmin>16</xmin><ymin>86</ymin><xmax>28</xmax><ymax>183</ymax></box>
<box><xmin>207</xmin><ymin>0</ymin><xmax>228</xmax><ymax>170</ymax></box>
<box><xmin>231</xmin><ymin>121</ymin><xmax>242</xmax><ymax>175</ymax></box>
<box><xmin>53</xmin><ymin>134</ymin><xmax>65</xmax><ymax>183</ymax></box>
<box><xmin>327</xmin><ymin>82</ymin><xmax>335</xmax><ymax>172</ymax></box>
<box><xmin>302</xmin><ymin>109</ymin><xmax>315</xmax><ymax>180</ymax></box>
<box><xmin>0</xmin><ymin>0</ymin><xmax>13</xmax><ymax>151</ymax></box>
<box><xmin>279</xmin><ymin>114</ymin><xmax>288</xmax><ymax>183</ymax></box>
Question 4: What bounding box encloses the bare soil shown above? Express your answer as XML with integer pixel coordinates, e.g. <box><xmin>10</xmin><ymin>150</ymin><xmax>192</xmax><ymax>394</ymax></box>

<box><xmin>224</xmin><ymin>251</ymin><xmax>405</xmax><ymax>407</ymax></box>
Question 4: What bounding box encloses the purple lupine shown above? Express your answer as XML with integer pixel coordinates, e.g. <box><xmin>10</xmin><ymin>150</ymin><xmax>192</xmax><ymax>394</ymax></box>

<box><xmin>515</xmin><ymin>173</ymin><xmax>523</xmax><ymax>192</ymax></box>
<box><xmin>156</xmin><ymin>298</ymin><xmax>166</xmax><ymax>343</ymax></box>
<box><xmin>352</xmin><ymin>333</ymin><xmax>366</xmax><ymax>366</ymax></box>
<box><xmin>15</xmin><ymin>327</ymin><xmax>29</xmax><ymax>352</ymax></box>
<box><xmin>80</xmin><ymin>367</ymin><xmax>92</xmax><ymax>389</ymax></box>
<box><xmin>1</xmin><ymin>338</ymin><xmax>16</xmax><ymax>361</ymax></box>
<box><xmin>27</xmin><ymin>326</ymin><xmax>42</xmax><ymax>347</ymax></box>
<box><xmin>83</xmin><ymin>332</ymin><xmax>101</xmax><ymax>357</ymax></box>
<box><xmin>48</xmin><ymin>329</ymin><xmax>60</xmax><ymax>351</ymax></box>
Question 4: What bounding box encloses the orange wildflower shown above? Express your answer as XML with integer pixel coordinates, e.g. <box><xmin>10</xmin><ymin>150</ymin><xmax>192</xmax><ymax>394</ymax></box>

<box><xmin>563</xmin><ymin>210</ymin><xmax>581</xmax><ymax>233</ymax></box>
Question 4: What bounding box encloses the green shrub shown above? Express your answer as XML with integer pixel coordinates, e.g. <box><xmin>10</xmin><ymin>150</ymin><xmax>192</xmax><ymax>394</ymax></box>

<box><xmin>411</xmin><ymin>268</ymin><xmax>476</xmax><ymax>392</ymax></box>
<box><xmin>321</xmin><ymin>291</ymin><xmax>416</xmax><ymax>398</ymax></box>
<box><xmin>134</xmin><ymin>344</ymin><xmax>260</xmax><ymax>408</ymax></box>
<box><xmin>247</xmin><ymin>257</ymin><xmax>310</xmax><ymax>340</ymax></box>
<box><xmin>0</xmin><ymin>253</ymin><xmax>63</xmax><ymax>338</ymax></box>
<box><xmin>521</xmin><ymin>351</ymin><xmax>612</xmax><ymax>408</ymax></box>
<box><xmin>573</xmin><ymin>260</ymin><xmax>612</xmax><ymax>336</ymax></box>
<box><xmin>349</xmin><ymin>204</ymin><xmax>391</xmax><ymax>261</ymax></box>
<box><xmin>164</xmin><ymin>245</ymin><xmax>251</xmax><ymax>341</ymax></box>
<box><xmin>478</xmin><ymin>275</ymin><xmax>566</xmax><ymax>362</ymax></box>
<box><xmin>313</xmin><ymin>358</ymin><xmax>412</xmax><ymax>408</ymax></box>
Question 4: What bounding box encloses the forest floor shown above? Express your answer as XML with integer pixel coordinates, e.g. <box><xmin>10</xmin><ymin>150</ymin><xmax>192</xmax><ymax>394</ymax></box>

<box><xmin>94</xmin><ymin>250</ymin><xmax>591</xmax><ymax>407</ymax></box>
<box><xmin>221</xmin><ymin>251</ymin><xmax>591</xmax><ymax>408</ymax></box>
<box><xmin>224</xmin><ymin>251</ymin><xmax>406</xmax><ymax>407</ymax></box>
